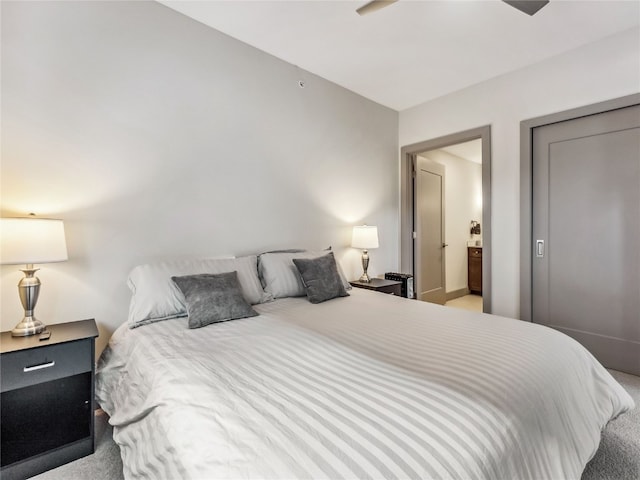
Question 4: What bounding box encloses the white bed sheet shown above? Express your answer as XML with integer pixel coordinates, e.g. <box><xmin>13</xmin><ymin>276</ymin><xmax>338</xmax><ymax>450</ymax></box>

<box><xmin>96</xmin><ymin>288</ymin><xmax>633</xmax><ymax>480</ymax></box>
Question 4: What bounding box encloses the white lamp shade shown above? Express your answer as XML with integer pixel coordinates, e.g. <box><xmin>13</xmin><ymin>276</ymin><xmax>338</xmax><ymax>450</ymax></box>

<box><xmin>1</xmin><ymin>218</ymin><xmax>68</xmax><ymax>265</ymax></box>
<box><xmin>352</xmin><ymin>225</ymin><xmax>379</xmax><ymax>249</ymax></box>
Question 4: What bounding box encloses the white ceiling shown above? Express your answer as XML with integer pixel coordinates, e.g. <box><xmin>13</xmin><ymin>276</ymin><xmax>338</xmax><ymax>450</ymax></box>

<box><xmin>440</xmin><ymin>139</ymin><xmax>483</xmax><ymax>164</ymax></box>
<box><xmin>159</xmin><ymin>0</ymin><xmax>640</xmax><ymax>111</ymax></box>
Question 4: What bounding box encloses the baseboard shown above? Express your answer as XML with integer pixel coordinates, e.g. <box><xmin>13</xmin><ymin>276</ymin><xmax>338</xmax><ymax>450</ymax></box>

<box><xmin>446</xmin><ymin>288</ymin><xmax>469</xmax><ymax>301</ymax></box>
<box><xmin>547</xmin><ymin>325</ymin><xmax>640</xmax><ymax>376</ymax></box>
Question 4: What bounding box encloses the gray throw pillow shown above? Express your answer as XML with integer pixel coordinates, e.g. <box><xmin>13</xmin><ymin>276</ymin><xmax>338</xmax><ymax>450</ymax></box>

<box><xmin>292</xmin><ymin>252</ymin><xmax>350</xmax><ymax>304</ymax></box>
<box><xmin>171</xmin><ymin>271</ymin><xmax>258</xmax><ymax>329</ymax></box>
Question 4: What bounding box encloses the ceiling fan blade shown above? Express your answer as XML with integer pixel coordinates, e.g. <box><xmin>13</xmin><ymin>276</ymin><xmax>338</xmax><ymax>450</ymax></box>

<box><xmin>356</xmin><ymin>0</ymin><xmax>399</xmax><ymax>16</ymax></box>
<box><xmin>503</xmin><ymin>0</ymin><xmax>549</xmax><ymax>16</ymax></box>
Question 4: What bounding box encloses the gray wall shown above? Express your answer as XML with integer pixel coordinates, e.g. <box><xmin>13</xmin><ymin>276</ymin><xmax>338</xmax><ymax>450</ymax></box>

<box><xmin>0</xmin><ymin>0</ymin><xmax>399</xmax><ymax>353</ymax></box>
<box><xmin>400</xmin><ymin>27</ymin><xmax>640</xmax><ymax>319</ymax></box>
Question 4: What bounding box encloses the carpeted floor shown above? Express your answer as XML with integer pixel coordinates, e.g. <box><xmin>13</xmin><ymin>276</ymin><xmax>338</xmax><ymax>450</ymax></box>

<box><xmin>582</xmin><ymin>369</ymin><xmax>640</xmax><ymax>480</ymax></box>
<box><xmin>32</xmin><ymin>370</ymin><xmax>639</xmax><ymax>480</ymax></box>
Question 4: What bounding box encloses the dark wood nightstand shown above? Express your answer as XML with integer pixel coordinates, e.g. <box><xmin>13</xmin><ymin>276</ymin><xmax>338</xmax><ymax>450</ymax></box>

<box><xmin>1</xmin><ymin>319</ymin><xmax>99</xmax><ymax>480</ymax></box>
<box><xmin>468</xmin><ymin>247</ymin><xmax>482</xmax><ymax>294</ymax></box>
<box><xmin>350</xmin><ymin>278</ymin><xmax>402</xmax><ymax>296</ymax></box>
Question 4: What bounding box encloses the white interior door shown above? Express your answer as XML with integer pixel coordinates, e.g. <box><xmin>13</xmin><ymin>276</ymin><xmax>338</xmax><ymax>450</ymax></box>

<box><xmin>532</xmin><ymin>104</ymin><xmax>640</xmax><ymax>375</ymax></box>
<box><xmin>415</xmin><ymin>156</ymin><xmax>446</xmax><ymax>305</ymax></box>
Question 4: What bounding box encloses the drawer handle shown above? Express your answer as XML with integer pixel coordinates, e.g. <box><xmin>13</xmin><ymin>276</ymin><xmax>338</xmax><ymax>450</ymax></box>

<box><xmin>23</xmin><ymin>361</ymin><xmax>56</xmax><ymax>372</ymax></box>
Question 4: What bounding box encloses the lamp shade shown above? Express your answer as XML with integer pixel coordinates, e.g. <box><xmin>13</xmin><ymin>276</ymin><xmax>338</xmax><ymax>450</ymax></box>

<box><xmin>352</xmin><ymin>225</ymin><xmax>379</xmax><ymax>249</ymax></box>
<box><xmin>1</xmin><ymin>218</ymin><xmax>68</xmax><ymax>265</ymax></box>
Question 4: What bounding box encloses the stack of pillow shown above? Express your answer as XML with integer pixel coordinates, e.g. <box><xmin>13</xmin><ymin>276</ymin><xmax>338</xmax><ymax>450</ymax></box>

<box><xmin>127</xmin><ymin>249</ymin><xmax>350</xmax><ymax>330</ymax></box>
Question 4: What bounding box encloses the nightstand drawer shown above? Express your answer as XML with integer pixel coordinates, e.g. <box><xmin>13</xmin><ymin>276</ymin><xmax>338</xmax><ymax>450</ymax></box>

<box><xmin>1</xmin><ymin>340</ymin><xmax>92</xmax><ymax>393</ymax></box>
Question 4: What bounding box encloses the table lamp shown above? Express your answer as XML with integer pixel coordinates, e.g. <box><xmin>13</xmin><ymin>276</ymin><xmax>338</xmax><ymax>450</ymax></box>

<box><xmin>1</xmin><ymin>217</ymin><xmax>68</xmax><ymax>336</ymax></box>
<box><xmin>352</xmin><ymin>225</ymin><xmax>379</xmax><ymax>283</ymax></box>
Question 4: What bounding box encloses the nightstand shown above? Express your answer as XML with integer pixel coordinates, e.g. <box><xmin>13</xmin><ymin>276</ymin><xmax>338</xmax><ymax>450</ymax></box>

<box><xmin>1</xmin><ymin>319</ymin><xmax>99</xmax><ymax>480</ymax></box>
<box><xmin>468</xmin><ymin>247</ymin><xmax>482</xmax><ymax>294</ymax></box>
<box><xmin>350</xmin><ymin>278</ymin><xmax>402</xmax><ymax>296</ymax></box>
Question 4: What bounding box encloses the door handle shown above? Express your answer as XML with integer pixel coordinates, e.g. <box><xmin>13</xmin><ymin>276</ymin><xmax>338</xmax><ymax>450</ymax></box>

<box><xmin>442</xmin><ymin>243</ymin><xmax>448</xmax><ymax>248</ymax></box>
<box><xmin>536</xmin><ymin>240</ymin><xmax>545</xmax><ymax>258</ymax></box>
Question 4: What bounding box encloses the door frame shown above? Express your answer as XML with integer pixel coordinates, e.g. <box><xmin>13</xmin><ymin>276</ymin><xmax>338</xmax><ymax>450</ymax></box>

<box><xmin>519</xmin><ymin>93</ymin><xmax>640</xmax><ymax>321</ymax></box>
<box><xmin>400</xmin><ymin>125</ymin><xmax>492</xmax><ymax>313</ymax></box>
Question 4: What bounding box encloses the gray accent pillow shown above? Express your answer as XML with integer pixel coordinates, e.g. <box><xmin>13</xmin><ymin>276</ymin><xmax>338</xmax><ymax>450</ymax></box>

<box><xmin>258</xmin><ymin>248</ymin><xmax>351</xmax><ymax>299</ymax></box>
<box><xmin>292</xmin><ymin>252</ymin><xmax>350</xmax><ymax>304</ymax></box>
<box><xmin>171</xmin><ymin>271</ymin><xmax>258</xmax><ymax>329</ymax></box>
<box><xmin>127</xmin><ymin>255</ymin><xmax>268</xmax><ymax>329</ymax></box>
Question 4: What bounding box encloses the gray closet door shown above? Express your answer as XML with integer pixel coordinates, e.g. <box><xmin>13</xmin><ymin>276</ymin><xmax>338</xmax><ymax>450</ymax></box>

<box><xmin>532</xmin><ymin>104</ymin><xmax>640</xmax><ymax>375</ymax></box>
<box><xmin>415</xmin><ymin>156</ymin><xmax>446</xmax><ymax>305</ymax></box>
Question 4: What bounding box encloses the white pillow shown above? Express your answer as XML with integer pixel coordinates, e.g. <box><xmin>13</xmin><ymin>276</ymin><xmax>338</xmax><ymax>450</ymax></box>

<box><xmin>127</xmin><ymin>255</ymin><xmax>270</xmax><ymax>328</ymax></box>
<box><xmin>258</xmin><ymin>250</ymin><xmax>351</xmax><ymax>299</ymax></box>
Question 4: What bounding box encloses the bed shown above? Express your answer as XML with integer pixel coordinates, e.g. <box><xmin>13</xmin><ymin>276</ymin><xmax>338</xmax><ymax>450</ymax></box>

<box><xmin>96</xmin><ymin>252</ymin><xmax>634</xmax><ymax>480</ymax></box>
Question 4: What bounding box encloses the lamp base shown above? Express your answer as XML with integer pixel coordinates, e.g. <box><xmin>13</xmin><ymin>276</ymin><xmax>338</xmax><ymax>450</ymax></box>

<box><xmin>12</xmin><ymin>265</ymin><xmax>45</xmax><ymax>336</ymax></box>
<box><xmin>11</xmin><ymin>316</ymin><xmax>46</xmax><ymax>337</ymax></box>
<box><xmin>359</xmin><ymin>249</ymin><xmax>372</xmax><ymax>283</ymax></box>
<box><xmin>359</xmin><ymin>272</ymin><xmax>373</xmax><ymax>283</ymax></box>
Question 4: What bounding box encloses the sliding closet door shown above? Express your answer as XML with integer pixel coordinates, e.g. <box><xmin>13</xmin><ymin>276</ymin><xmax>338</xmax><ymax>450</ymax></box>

<box><xmin>531</xmin><ymin>104</ymin><xmax>640</xmax><ymax>375</ymax></box>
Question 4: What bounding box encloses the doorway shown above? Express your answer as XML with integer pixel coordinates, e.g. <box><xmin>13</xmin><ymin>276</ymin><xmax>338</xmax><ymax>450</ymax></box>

<box><xmin>400</xmin><ymin>126</ymin><xmax>492</xmax><ymax>313</ymax></box>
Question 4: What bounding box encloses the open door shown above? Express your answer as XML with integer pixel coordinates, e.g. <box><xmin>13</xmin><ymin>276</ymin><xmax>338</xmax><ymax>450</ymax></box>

<box><xmin>415</xmin><ymin>156</ymin><xmax>446</xmax><ymax>304</ymax></box>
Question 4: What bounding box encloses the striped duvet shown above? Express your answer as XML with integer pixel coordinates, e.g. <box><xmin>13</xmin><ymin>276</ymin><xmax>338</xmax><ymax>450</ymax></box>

<box><xmin>96</xmin><ymin>288</ymin><xmax>633</xmax><ymax>480</ymax></box>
